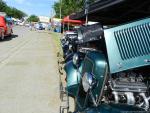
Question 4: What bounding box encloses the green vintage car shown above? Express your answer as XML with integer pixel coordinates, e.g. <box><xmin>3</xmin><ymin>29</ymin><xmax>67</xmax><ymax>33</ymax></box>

<box><xmin>63</xmin><ymin>0</ymin><xmax>150</xmax><ymax>113</ymax></box>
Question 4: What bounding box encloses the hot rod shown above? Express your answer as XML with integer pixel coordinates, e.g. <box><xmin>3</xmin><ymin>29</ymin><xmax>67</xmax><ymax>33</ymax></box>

<box><xmin>61</xmin><ymin>0</ymin><xmax>150</xmax><ymax>113</ymax></box>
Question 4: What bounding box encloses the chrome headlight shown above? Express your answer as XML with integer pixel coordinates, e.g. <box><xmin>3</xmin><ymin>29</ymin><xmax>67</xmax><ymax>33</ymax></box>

<box><xmin>73</xmin><ymin>53</ymin><xmax>79</xmax><ymax>67</ymax></box>
<box><xmin>69</xmin><ymin>44</ymin><xmax>72</xmax><ymax>50</ymax></box>
<box><xmin>82</xmin><ymin>72</ymin><xmax>93</xmax><ymax>92</ymax></box>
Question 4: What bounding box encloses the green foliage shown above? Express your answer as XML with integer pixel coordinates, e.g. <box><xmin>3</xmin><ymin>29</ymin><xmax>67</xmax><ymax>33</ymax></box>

<box><xmin>27</xmin><ymin>15</ymin><xmax>39</xmax><ymax>22</ymax></box>
<box><xmin>0</xmin><ymin>0</ymin><xmax>26</xmax><ymax>19</ymax></box>
<box><xmin>0</xmin><ymin>0</ymin><xmax>7</xmax><ymax>12</ymax></box>
<box><xmin>54</xmin><ymin>0</ymin><xmax>84</xmax><ymax>18</ymax></box>
<box><xmin>53</xmin><ymin>0</ymin><xmax>96</xmax><ymax>18</ymax></box>
<box><xmin>50</xmin><ymin>32</ymin><xmax>63</xmax><ymax>55</ymax></box>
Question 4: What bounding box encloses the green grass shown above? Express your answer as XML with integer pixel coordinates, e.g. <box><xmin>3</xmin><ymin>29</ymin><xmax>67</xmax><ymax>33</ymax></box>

<box><xmin>49</xmin><ymin>32</ymin><xmax>63</xmax><ymax>56</ymax></box>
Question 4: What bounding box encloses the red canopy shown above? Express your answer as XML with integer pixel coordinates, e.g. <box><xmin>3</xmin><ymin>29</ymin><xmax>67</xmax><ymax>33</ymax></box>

<box><xmin>62</xmin><ymin>16</ymin><xmax>84</xmax><ymax>25</ymax></box>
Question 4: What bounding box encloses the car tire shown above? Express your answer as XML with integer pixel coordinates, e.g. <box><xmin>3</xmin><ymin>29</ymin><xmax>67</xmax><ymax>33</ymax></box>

<box><xmin>1</xmin><ymin>32</ymin><xmax>4</xmax><ymax>40</ymax></box>
<box><xmin>9</xmin><ymin>29</ymin><xmax>13</xmax><ymax>37</ymax></box>
<box><xmin>11</xmin><ymin>29</ymin><xmax>13</xmax><ymax>34</ymax></box>
<box><xmin>8</xmin><ymin>30</ymin><xmax>12</xmax><ymax>37</ymax></box>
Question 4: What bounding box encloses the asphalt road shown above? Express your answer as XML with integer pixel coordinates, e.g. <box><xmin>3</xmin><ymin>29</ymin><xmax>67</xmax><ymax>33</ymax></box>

<box><xmin>0</xmin><ymin>26</ymin><xmax>60</xmax><ymax>113</ymax></box>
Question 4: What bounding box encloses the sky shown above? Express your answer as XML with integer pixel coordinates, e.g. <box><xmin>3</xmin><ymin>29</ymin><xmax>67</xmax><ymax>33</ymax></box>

<box><xmin>4</xmin><ymin>0</ymin><xmax>58</xmax><ymax>17</ymax></box>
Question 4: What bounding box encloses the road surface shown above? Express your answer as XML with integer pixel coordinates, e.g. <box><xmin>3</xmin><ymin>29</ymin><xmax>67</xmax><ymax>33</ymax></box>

<box><xmin>0</xmin><ymin>26</ymin><xmax>60</xmax><ymax>113</ymax></box>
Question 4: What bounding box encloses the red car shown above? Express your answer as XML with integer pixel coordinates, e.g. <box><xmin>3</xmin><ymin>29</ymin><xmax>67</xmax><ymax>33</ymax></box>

<box><xmin>0</xmin><ymin>16</ymin><xmax>13</xmax><ymax>40</ymax></box>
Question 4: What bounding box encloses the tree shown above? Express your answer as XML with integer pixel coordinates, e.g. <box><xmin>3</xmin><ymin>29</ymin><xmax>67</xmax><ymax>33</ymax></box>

<box><xmin>0</xmin><ymin>0</ymin><xmax>7</xmax><ymax>12</ymax></box>
<box><xmin>53</xmin><ymin>0</ymin><xmax>84</xmax><ymax>18</ymax></box>
<box><xmin>27</xmin><ymin>15</ymin><xmax>39</xmax><ymax>22</ymax></box>
<box><xmin>0</xmin><ymin>0</ymin><xmax>26</xmax><ymax>19</ymax></box>
<box><xmin>10</xmin><ymin>8</ymin><xmax>27</xmax><ymax>19</ymax></box>
<box><xmin>53</xmin><ymin>0</ymin><xmax>96</xmax><ymax>18</ymax></box>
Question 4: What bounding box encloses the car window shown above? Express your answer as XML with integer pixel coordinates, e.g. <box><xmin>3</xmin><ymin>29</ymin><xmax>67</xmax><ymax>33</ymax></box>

<box><xmin>5</xmin><ymin>18</ymin><xmax>10</xmax><ymax>26</ymax></box>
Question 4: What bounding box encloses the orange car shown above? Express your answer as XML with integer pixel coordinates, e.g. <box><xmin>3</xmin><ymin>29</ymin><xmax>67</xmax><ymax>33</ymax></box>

<box><xmin>0</xmin><ymin>16</ymin><xmax>13</xmax><ymax>39</ymax></box>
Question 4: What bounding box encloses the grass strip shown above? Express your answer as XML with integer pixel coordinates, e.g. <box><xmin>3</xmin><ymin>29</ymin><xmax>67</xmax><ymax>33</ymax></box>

<box><xmin>49</xmin><ymin>32</ymin><xmax>63</xmax><ymax>56</ymax></box>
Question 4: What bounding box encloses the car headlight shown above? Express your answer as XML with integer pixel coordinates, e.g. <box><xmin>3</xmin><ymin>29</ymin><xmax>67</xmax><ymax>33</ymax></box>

<box><xmin>69</xmin><ymin>44</ymin><xmax>72</xmax><ymax>50</ymax></box>
<box><xmin>82</xmin><ymin>72</ymin><xmax>93</xmax><ymax>92</ymax></box>
<box><xmin>73</xmin><ymin>53</ymin><xmax>79</xmax><ymax>67</ymax></box>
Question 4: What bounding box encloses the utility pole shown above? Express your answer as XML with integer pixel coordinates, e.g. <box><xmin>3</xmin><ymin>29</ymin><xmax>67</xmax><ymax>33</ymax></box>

<box><xmin>59</xmin><ymin>0</ymin><xmax>62</xmax><ymax>33</ymax></box>
<box><xmin>85</xmin><ymin>0</ymin><xmax>89</xmax><ymax>25</ymax></box>
<box><xmin>50</xmin><ymin>0</ymin><xmax>53</xmax><ymax>18</ymax></box>
<box><xmin>59</xmin><ymin>0</ymin><xmax>62</xmax><ymax>19</ymax></box>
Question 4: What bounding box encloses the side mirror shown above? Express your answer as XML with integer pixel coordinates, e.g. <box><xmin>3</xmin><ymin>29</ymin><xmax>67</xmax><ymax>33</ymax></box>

<box><xmin>73</xmin><ymin>53</ymin><xmax>80</xmax><ymax>68</ymax></box>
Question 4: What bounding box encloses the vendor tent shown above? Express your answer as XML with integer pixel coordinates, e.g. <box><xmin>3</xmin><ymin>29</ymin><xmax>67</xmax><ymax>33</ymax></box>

<box><xmin>62</xmin><ymin>16</ymin><xmax>84</xmax><ymax>24</ymax></box>
<box><xmin>62</xmin><ymin>16</ymin><xmax>84</xmax><ymax>31</ymax></box>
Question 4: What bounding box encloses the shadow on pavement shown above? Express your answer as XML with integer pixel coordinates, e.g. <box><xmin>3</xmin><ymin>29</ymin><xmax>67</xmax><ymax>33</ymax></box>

<box><xmin>0</xmin><ymin>34</ymin><xmax>18</xmax><ymax>42</ymax></box>
<box><xmin>11</xmin><ymin>34</ymin><xmax>18</xmax><ymax>39</ymax></box>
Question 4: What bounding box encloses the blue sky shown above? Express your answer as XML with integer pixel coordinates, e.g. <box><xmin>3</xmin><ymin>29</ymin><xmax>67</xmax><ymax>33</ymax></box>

<box><xmin>4</xmin><ymin>0</ymin><xmax>58</xmax><ymax>17</ymax></box>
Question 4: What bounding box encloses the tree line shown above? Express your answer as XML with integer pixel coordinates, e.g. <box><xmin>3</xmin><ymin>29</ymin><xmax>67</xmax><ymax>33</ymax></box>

<box><xmin>27</xmin><ymin>15</ymin><xmax>39</xmax><ymax>22</ymax></box>
<box><xmin>0</xmin><ymin>0</ymin><xmax>26</xmax><ymax>19</ymax></box>
<box><xmin>53</xmin><ymin>0</ymin><xmax>96</xmax><ymax>18</ymax></box>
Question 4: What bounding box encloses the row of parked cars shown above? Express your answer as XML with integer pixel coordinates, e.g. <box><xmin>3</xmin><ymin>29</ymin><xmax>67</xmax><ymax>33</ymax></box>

<box><xmin>58</xmin><ymin>1</ymin><xmax>150</xmax><ymax>113</ymax></box>
<box><xmin>28</xmin><ymin>23</ymin><xmax>49</xmax><ymax>31</ymax></box>
<box><xmin>0</xmin><ymin>16</ymin><xmax>13</xmax><ymax>40</ymax></box>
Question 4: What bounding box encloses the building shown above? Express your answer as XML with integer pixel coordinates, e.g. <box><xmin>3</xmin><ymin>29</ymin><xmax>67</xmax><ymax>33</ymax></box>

<box><xmin>0</xmin><ymin>12</ymin><xmax>6</xmax><ymax>16</ymax></box>
<box><xmin>39</xmin><ymin>16</ymin><xmax>50</xmax><ymax>23</ymax></box>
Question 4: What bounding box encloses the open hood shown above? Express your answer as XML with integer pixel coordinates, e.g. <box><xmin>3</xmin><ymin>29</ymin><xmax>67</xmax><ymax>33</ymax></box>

<box><xmin>104</xmin><ymin>17</ymin><xmax>150</xmax><ymax>73</ymax></box>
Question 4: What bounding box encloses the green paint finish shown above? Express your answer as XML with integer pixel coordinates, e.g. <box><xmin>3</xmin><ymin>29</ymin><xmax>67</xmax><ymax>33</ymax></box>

<box><xmin>82</xmin><ymin>51</ymin><xmax>107</xmax><ymax>99</ymax></box>
<box><xmin>104</xmin><ymin>18</ymin><xmax>150</xmax><ymax>74</ymax></box>
<box><xmin>64</xmin><ymin>60</ymin><xmax>83</xmax><ymax>97</ymax></box>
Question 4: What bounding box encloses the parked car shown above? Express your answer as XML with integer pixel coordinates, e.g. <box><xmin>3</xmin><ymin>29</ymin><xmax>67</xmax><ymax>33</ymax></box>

<box><xmin>60</xmin><ymin>0</ymin><xmax>150</xmax><ymax>112</ymax></box>
<box><xmin>0</xmin><ymin>16</ymin><xmax>13</xmax><ymax>39</ymax></box>
<box><xmin>41</xmin><ymin>23</ymin><xmax>47</xmax><ymax>29</ymax></box>
<box><xmin>25</xmin><ymin>23</ymin><xmax>30</xmax><ymax>27</ymax></box>
<box><xmin>63</xmin><ymin>17</ymin><xmax>150</xmax><ymax>113</ymax></box>
<box><xmin>35</xmin><ymin>23</ymin><xmax>45</xmax><ymax>30</ymax></box>
<box><xmin>61</xmin><ymin>31</ymin><xmax>78</xmax><ymax>60</ymax></box>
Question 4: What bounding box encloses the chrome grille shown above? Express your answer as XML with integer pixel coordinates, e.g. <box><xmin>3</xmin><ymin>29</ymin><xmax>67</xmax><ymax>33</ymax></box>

<box><xmin>114</xmin><ymin>23</ymin><xmax>150</xmax><ymax>60</ymax></box>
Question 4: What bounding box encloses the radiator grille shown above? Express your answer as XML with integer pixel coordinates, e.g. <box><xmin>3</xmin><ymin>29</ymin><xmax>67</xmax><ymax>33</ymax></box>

<box><xmin>114</xmin><ymin>23</ymin><xmax>150</xmax><ymax>60</ymax></box>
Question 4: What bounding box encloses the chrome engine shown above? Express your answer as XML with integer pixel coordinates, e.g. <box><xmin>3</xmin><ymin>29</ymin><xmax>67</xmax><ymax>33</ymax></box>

<box><xmin>103</xmin><ymin>69</ymin><xmax>150</xmax><ymax>110</ymax></box>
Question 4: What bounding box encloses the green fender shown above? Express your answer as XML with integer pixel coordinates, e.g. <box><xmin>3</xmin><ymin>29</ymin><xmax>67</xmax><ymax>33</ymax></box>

<box><xmin>64</xmin><ymin>60</ymin><xmax>83</xmax><ymax>97</ymax></box>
